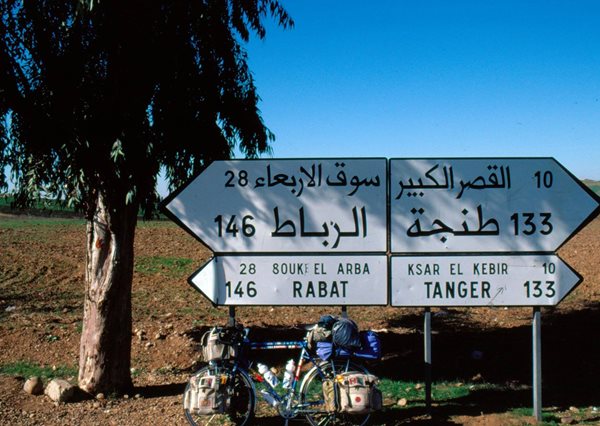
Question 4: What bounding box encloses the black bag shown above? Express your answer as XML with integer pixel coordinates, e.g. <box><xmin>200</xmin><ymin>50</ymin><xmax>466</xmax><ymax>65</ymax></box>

<box><xmin>331</xmin><ymin>318</ymin><xmax>361</xmax><ymax>349</ymax></box>
<box><xmin>318</xmin><ymin>315</ymin><xmax>337</xmax><ymax>329</ymax></box>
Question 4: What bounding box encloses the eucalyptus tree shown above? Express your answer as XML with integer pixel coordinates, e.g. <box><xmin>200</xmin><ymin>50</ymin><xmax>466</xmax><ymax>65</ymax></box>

<box><xmin>0</xmin><ymin>0</ymin><xmax>292</xmax><ymax>394</ymax></box>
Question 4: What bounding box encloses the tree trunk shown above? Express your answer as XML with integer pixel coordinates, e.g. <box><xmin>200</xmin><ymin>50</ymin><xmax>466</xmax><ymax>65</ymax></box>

<box><xmin>78</xmin><ymin>192</ymin><xmax>137</xmax><ymax>394</ymax></box>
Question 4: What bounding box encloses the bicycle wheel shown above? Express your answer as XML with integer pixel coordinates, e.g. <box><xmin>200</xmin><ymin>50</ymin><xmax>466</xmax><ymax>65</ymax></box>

<box><xmin>299</xmin><ymin>359</ymin><xmax>371</xmax><ymax>426</ymax></box>
<box><xmin>183</xmin><ymin>364</ymin><xmax>255</xmax><ymax>426</ymax></box>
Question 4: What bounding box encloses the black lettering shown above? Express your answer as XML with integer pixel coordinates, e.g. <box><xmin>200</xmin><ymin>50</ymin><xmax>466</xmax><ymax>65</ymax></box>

<box><xmin>471</xmin><ymin>281</ymin><xmax>478</xmax><ymax>298</ymax></box>
<box><xmin>482</xmin><ymin>281</ymin><xmax>491</xmax><ymax>298</ymax></box>
<box><xmin>306</xmin><ymin>281</ymin><xmax>315</xmax><ymax>297</ymax></box>
<box><xmin>424</xmin><ymin>281</ymin><xmax>432</xmax><ymax>298</ymax></box>
<box><xmin>319</xmin><ymin>281</ymin><xmax>328</xmax><ymax>297</ymax></box>
<box><xmin>458</xmin><ymin>281</ymin><xmax>468</xmax><ymax>298</ymax></box>
<box><xmin>330</xmin><ymin>281</ymin><xmax>340</xmax><ymax>297</ymax></box>
<box><xmin>293</xmin><ymin>281</ymin><xmax>301</xmax><ymax>297</ymax></box>
<box><xmin>445</xmin><ymin>281</ymin><xmax>455</xmax><ymax>298</ymax></box>
<box><xmin>341</xmin><ymin>281</ymin><xmax>348</xmax><ymax>297</ymax></box>
<box><xmin>433</xmin><ymin>282</ymin><xmax>442</xmax><ymax>298</ymax></box>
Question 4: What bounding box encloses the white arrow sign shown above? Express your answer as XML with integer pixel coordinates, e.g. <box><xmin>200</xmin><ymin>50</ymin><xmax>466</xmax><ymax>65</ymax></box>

<box><xmin>164</xmin><ymin>159</ymin><xmax>387</xmax><ymax>253</ymax></box>
<box><xmin>390</xmin><ymin>158</ymin><xmax>600</xmax><ymax>253</ymax></box>
<box><xmin>189</xmin><ymin>255</ymin><xmax>388</xmax><ymax>306</ymax></box>
<box><xmin>390</xmin><ymin>255</ymin><xmax>581</xmax><ymax>307</ymax></box>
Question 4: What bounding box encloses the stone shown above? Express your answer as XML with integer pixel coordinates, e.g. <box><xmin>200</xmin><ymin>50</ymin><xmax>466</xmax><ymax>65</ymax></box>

<box><xmin>471</xmin><ymin>373</ymin><xmax>484</xmax><ymax>382</ymax></box>
<box><xmin>397</xmin><ymin>398</ymin><xmax>408</xmax><ymax>407</ymax></box>
<box><xmin>23</xmin><ymin>377</ymin><xmax>44</xmax><ymax>395</ymax></box>
<box><xmin>96</xmin><ymin>393</ymin><xmax>105</xmax><ymax>400</ymax></box>
<box><xmin>44</xmin><ymin>379</ymin><xmax>76</xmax><ymax>403</ymax></box>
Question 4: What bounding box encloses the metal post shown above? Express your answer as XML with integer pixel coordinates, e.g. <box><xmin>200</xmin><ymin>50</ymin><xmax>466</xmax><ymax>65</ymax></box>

<box><xmin>341</xmin><ymin>305</ymin><xmax>348</xmax><ymax>318</ymax></box>
<box><xmin>424</xmin><ymin>307</ymin><xmax>432</xmax><ymax>413</ymax></box>
<box><xmin>228</xmin><ymin>306</ymin><xmax>236</xmax><ymax>327</ymax></box>
<box><xmin>533</xmin><ymin>307</ymin><xmax>542</xmax><ymax>422</ymax></box>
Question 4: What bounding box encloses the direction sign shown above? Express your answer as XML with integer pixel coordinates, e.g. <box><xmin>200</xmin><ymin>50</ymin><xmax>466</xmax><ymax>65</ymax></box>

<box><xmin>163</xmin><ymin>159</ymin><xmax>387</xmax><ymax>253</ymax></box>
<box><xmin>390</xmin><ymin>158</ymin><xmax>600</xmax><ymax>253</ymax></box>
<box><xmin>189</xmin><ymin>255</ymin><xmax>388</xmax><ymax>306</ymax></box>
<box><xmin>390</xmin><ymin>255</ymin><xmax>581</xmax><ymax>307</ymax></box>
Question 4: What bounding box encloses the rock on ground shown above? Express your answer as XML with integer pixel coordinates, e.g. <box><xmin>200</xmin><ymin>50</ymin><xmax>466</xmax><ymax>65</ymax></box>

<box><xmin>23</xmin><ymin>377</ymin><xmax>44</xmax><ymax>395</ymax></box>
<box><xmin>45</xmin><ymin>379</ymin><xmax>76</xmax><ymax>403</ymax></box>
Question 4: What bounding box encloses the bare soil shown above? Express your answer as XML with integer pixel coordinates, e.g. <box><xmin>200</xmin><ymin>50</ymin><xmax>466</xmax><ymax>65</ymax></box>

<box><xmin>1</xmin><ymin>211</ymin><xmax>599</xmax><ymax>425</ymax></box>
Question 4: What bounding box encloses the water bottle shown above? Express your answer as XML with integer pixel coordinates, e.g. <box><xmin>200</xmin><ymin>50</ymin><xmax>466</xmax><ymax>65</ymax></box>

<box><xmin>257</xmin><ymin>363</ymin><xmax>279</xmax><ymax>387</ymax></box>
<box><xmin>282</xmin><ymin>359</ymin><xmax>295</xmax><ymax>389</ymax></box>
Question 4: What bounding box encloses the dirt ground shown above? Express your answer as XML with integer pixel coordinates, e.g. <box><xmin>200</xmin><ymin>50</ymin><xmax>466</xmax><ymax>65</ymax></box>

<box><xmin>0</xmin><ymin>211</ymin><xmax>599</xmax><ymax>425</ymax></box>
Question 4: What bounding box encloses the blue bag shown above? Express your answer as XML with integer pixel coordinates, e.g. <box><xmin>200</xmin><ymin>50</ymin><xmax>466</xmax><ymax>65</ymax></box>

<box><xmin>353</xmin><ymin>330</ymin><xmax>381</xmax><ymax>360</ymax></box>
<box><xmin>316</xmin><ymin>330</ymin><xmax>381</xmax><ymax>361</ymax></box>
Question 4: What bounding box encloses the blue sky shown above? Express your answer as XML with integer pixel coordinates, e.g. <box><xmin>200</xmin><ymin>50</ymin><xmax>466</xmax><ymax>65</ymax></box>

<box><xmin>241</xmin><ymin>1</ymin><xmax>600</xmax><ymax>181</ymax></box>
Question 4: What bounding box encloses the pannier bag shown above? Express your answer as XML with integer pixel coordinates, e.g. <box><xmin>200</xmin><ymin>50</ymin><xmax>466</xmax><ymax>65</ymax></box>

<box><xmin>201</xmin><ymin>327</ymin><xmax>238</xmax><ymax>362</ymax></box>
<box><xmin>337</xmin><ymin>372</ymin><xmax>382</xmax><ymax>414</ymax></box>
<box><xmin>322</xmin><ymin>378</ymin><xmax>337</xmax><ymax>411</ymax></box>
<box><xmin>184</xmin><ymin>374</ymin><xmax>231</xmax><ymax>415</ymax></box>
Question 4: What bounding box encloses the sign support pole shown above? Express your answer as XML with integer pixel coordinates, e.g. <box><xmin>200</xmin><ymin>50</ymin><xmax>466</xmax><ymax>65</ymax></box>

<box><xmin>341</xmin><ymin>305</ymin><xmax>348</xmax><ymax>318</ymax></box>
<box><xmin>228</xmin><ymin>306</ymin><xmax>236</xmax><ymax>327</ymax></box>
<box><xmin>533</xmin><ymin>307</ymin><xmax>542</xmax><ymax>422</ymax></box>
<box><xmin>424</xmin><ymin>307</ymin><xmax>432</xmax><ymax>413</ymax></box>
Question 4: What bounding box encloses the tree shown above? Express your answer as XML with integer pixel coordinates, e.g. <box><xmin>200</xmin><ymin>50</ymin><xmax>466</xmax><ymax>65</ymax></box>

<box><xmin>0</xmin><ymin>0</ymin><xmax>292</xmax><ymax>394</ymax></box>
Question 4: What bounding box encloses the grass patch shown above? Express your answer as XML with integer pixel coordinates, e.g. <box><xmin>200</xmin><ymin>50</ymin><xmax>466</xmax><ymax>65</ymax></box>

<box><xmin>510</xmin><ymin>407</ymin><xmax>562</xmax><ymax>424</ymax></box>
<box><xmin>431</xmin><ymin>381</ymin><xmax>472</xmax><ymax>400</ymax></box>
<box><xmin>0</xmin><ymin>361</ymin><xmax>78</xmax><ymax>380</ymax></box>
<box><xmin>378</xmin><ymin>379</ymin><xmax>471</xmax><ymax>405</ymax></box>
<box><xmin>134</xmin><ymin>256</ymin><xmax>193</xmax><ymax>277</ymax></box>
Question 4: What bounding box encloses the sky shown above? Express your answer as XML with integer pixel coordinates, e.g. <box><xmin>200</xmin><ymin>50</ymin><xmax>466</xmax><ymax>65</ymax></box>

<box><xmin>239</xmin><ymin>0</ymin><xmax>600</xmax><ymax>181</ymax></box>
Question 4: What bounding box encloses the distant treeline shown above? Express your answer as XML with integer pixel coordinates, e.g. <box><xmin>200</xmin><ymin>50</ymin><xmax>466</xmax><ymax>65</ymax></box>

<box><xmin>0</xmin><ymin>195</ymin><xmax>168</xmax><ymax>220</ymax></box>
<box><xmin>2</xmin><ymin>179</ymin><xmax>599</xmax><ymax>217</ymax></box>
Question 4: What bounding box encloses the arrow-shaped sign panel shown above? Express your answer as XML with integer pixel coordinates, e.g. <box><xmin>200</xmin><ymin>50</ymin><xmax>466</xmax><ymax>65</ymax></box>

<box><xmin>390</xmin><ymin>158</ymin><xmax>600</xmax><ymax>253</ymax></box>
<box><xmin>391</xmin><ymin>255</ymin><xmax>581</xmax><ymax>307</ymax></box>
<box><xmin>164</xmin><ymin>159</ymin><xmax>387</xmax><ymax>253</ymax></box>
<box><xmin>189</xmin><ymin>255</ymin><xmax>388</xmax><ymax>306</ymax></box>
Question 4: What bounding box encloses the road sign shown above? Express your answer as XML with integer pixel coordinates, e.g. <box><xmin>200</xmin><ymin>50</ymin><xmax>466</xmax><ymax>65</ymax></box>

<box><xmin>390</xmin><ymin>158</ymin><xmax>600</xmax><ymax>253</ymax></box>
<box><xmin>189</xmin><ymin>255</ymin><xmax>388</xmax><ymax>306</ymax></box>
<box><xmin>390</xmin><ymin>254</ymin><xmax>581</xmax><ymax>307</ymax></box>
<box><xmin>163</xmin><ymin>159</ymin><xmax>387</xmax><ymax>253</ymax></box>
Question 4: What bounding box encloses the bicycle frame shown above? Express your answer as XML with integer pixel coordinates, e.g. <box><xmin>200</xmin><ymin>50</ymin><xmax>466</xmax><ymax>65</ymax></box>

<box><xmin>185</xmin><ymin>328</ymin><xmax>372</xmax><ymax>426</ymax></box>
<box><xmin>247</xmin><ymin>339</ymin><xmax>317</xmax><ymax>416</ymax></box>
